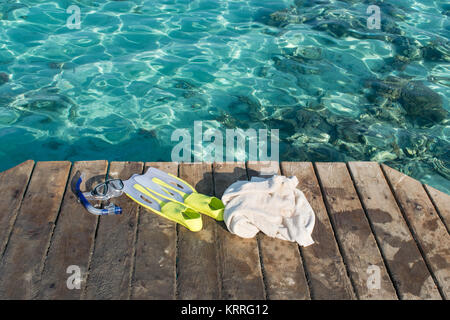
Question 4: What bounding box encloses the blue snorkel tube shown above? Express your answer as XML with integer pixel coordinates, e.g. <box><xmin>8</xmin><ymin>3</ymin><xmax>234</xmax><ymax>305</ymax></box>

<box><xmin>76</xmin><ymin>174</ymin><xmax>122</xmax><ymax>215</ymax></box>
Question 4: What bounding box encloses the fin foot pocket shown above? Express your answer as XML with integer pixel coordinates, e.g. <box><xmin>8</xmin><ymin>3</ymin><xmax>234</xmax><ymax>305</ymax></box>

<box><xmin>184</xmin><ymin>193</ymin><xmax>225</xmax><ymax>221</ymax></box>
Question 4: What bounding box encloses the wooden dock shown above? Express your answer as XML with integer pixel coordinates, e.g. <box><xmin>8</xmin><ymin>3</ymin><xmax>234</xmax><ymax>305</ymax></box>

<box><xmin>0</xmin><ymin>160</ymin><xmax>448</xmax><ymax>300</ymax></box>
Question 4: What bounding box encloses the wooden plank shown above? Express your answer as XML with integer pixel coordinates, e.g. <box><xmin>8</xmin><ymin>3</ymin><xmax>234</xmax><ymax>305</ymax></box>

<box><xmin>37</xmin><ymin>160</ymin><xmax>107</xmax><ymax>299</ymax></box>
<box><xmin>281</xmin><ymin>162</ymin><xmax>356</xmax><ymax>300</ymax></box>
<box><xmin>382</xmin><ymin>164</ymin><xmax>450</xmax><ymax>299</ymax></box>
<box><xmin>246</xmin><ymin>161</ymin><xmax>310</xmax><ymax>300</ymax></box>
<box><xmin>177</xmin><ymin>162</ymin><xmax>220</xmax><ymax>299</ymax></box>
<box><xmin>213</xmin><ymin>162</ymin><xmax>265</xmax><ymax>299</ymax></box>
<box><xmin>84</xmin><ymin>161</ymin><xmax>144</xmax><ymax>299</ymax></box>
<box><xmin>424</xmin><ymin>184</ymin><xmax>450</xmax><ymax>232</ymax></box>
<box><xmin>131</xmin><ymin>162</ymin><xmax>177</xmax><ymax>299</ymax></box>
<box><xmin>0</xmin><ymin>161</ymin><xmax>71</xmax><ymax>299</ymax></box>
<box><xmin>315</xmin><ymin>162</ymin><xmax>398</xmax><ymax>299</ymax></box>
<box><xmin>349</xmin><ymin>162</ymin><xmax>441</xmax><ymax>300</ymax></box>
<box><xmin>0</xmin><ymin>160</ymin><xmax>35</xmax><ymax>258</ymax></box>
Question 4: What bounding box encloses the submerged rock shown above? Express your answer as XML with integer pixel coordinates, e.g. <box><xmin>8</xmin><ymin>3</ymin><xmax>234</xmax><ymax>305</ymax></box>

<box><xmin>265</xmin><ymin>107</ymin><xmax>298</xmax><ymax>137</ymax></box>
<box><xmin>272</xmin><ymin>56</ymin><xmax>321</xmax><ymax>76</ymax></box>
<box><xmin>392</xmin><ymin>36</ymin><xmax>422</xmax><ymax>61</ymax></box>
<box><xmin>399</xmin><ymin>81</ymin><xmax>447</xmax><ymax>125</ymax></box>
<box><xmin>396</xmin><ymin>130</ymin><xmax>437</xmax><ymax>159</ymax></box>
<box><xmin>234</xmin><ymin>95</ymin><xmax>268</xmax><ymax>122</ymax></box>
<box><xmin>296</xmin><ymin>106</ymin><xmax>336</xmax><ymax>137</ymax></box>
<box><xmin>0</xmin><ymin>72</ymin><xmax>9</xmax><ymax>85</ymax></box>
<box><xmin>365</xmin><ymin>77</ymin><xmax>447</xmax><ymax>126</ymax></box>
<box><xmin>335</xmin><ymin>121</ymin><xmax>368</xmax><ymax>144</ymax></box>
<box><xmin>175</xmin><ymin>79</ymin><xmax>196</xmax><ymax>90</ymax></box>
<box><xmin>371</xmin><ymin>150</ymin><xmax>398</xmax><ymax>162</ymax></box>
<box><xmin>268</xmin><ymin>9</ymin><xmax>303</xmax><ymax>28</ymax></box>
<box><xmin>137</xmin><ymin>128</ymin><xmax>158</xmax><ymax>139</ymax></box>
<box><xmin>216</xmin><ymin>111</ymin><xmax>249</xmax><ymax>129</ymax></box>
<box><xmin>313</xmin><ymin>20</ymin><xmax>352</xmax><ymax>38</ymax></box>
<box><xmin>174</xmin><ymin>79</ymin><xmax>199</xmax><ymax>98</ymax></box>
<box><xmin>365</xmin><ymin>76</ymin><xmax>403</xmax><ymax>100</ymax></box>
<box><xmin>421</xmin><ymin>40</ymin><xmax>450</xmax><ymax>62</ymax></box>
<box><xmin>367</xmin><ymin>103</ymin><xmax>407</xmax><ymax>127</ymax></box>
<box><xmin>294</xmin><ymin>46</ymin><xmax>322</xmax><ymax>60</ymax></box>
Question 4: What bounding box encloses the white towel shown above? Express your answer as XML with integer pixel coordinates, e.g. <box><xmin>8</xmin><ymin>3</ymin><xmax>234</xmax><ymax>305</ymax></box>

<box><xmin>221</xmin><ymin>175</ymin><xmax>315</xmax><ymax>247</ymax></box>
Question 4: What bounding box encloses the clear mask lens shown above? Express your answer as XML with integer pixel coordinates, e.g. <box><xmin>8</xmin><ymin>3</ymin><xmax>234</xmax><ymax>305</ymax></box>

<box><xmin>94</xmin><ymin>183</ymin><xmax>108</xmax><ymax>196</ymax></box>
<box><xmin>92</xmin><ymin>179</ymin><xmax>123</xmax><ymax>196</ymax></box>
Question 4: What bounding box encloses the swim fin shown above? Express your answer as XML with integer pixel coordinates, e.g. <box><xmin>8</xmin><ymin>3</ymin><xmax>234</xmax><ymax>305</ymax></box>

<box><xmin>123</xmin><ymin>174</ymin><xmax>203</xmax><ymax>232</ymax></box>
<box><xmin>133</xmin><ymin>167</ymin><xmax>225</xmax><ymax>221</ymax></box>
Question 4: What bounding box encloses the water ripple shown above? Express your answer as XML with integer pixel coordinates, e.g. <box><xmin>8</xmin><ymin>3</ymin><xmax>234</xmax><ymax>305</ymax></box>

<box><xmin>0</xmin><ymin>0</ymin><xmax>448</xmax><ymax>193</ymax></box>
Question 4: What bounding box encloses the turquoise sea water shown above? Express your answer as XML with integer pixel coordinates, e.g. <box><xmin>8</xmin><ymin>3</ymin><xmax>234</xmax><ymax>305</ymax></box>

<box><xmin>0</xmin><ymin>0</ymin><xmax>449</xmax><ymax>193</ymax></box>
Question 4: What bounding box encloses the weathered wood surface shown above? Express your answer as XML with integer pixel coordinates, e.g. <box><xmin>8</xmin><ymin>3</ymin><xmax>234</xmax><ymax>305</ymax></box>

<box><xmin>84</xmin><ymin>162</ymin><xmax>144</xmax><ymax>299</ymax></box>
<box><xmin>348</xmin><ymin>162</ymin><xmax>441</xmax><ymax>299</ymax></box>
<box><xmin>213</xmin><ymin>162</ymin><xmax>265</xmax><ymax>299</ymax></box>
<box><xmin>177</xmin><ymin>163</ymin><xmax>220</xmax><ymax>299</ymax></box>
<box><xmin>315</xmin><ymin>162</ymin><xmax>398</xmax><ymax>299</ymax></box>
<box><xmin>0</xmin><ymin>161</ymin><xmax>71</xmax><ymax>299</ymax></box>
<box><xmin>382</xmin><ymin>165</ymin><xmax>450</xmax><ymax>299</ymax></box>
<box><xmin>424</xmin><ymin>184</ymin><xmax>450</xmax><ymax>232</ymax></box>
<box><xmin>281</xmin><ymin>162</ymin><xmax>355</xmax><ymax>300</ymax></box>
<box><xmin>131</xmin><ymin>162</ymin><xmax>177</xmax><ymax>299</ymax></box>
<box><xmin>0</xmin><ymin>160</ymin><xmax>448</xmax><ymax>300</ymax></box>
<box><xmin>38</xmin><ymin>161</ymin><xmax>107</xmax><ymax>299</ymax></box>
<box><xmin>247</xmin><ymin>161</ymin><xmax>310</xmax><ymax>300</ymax></box>
<box><xmin>0</xmin><ymin>160</ymin><xmax>34</xmax><ymax>258</ymax></box>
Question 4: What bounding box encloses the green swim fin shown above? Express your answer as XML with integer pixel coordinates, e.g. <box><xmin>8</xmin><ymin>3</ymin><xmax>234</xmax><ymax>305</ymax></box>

<box><xmin>133</xmin><ymin>167</ymin><xmax>225</xmax><ymax>221</ymax></box>
<box><xmin>123</xmin><ymin>174</ymin><xmax>203</xmax><ymax>232</ymax></box>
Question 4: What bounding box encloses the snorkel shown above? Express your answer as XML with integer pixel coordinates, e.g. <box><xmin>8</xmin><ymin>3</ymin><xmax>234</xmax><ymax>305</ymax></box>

<box><xmin>76</xmin><ymin>174</ymin><xmax>123</xmax><ymax>215</ymax></box>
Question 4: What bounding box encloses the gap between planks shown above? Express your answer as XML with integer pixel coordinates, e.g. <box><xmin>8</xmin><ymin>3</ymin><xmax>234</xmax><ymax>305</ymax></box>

<box><xmin>347</xmin><ymin>162</ymin><xmax>441</xmax><ymax>300</ymax></box>
<box><xmin>313</xmin><ymin>162</ymin><xmax>398</xmax><ymax>300</ymax></box>
<box><xmin>381</xmin><ymin>165</ymin><xmax>449</xmax><ymax>299</ymax></box>
<box><xmin>246</xmin><ymin>161</ymin><xmax>311</xmax><ymax>300</ymax></box>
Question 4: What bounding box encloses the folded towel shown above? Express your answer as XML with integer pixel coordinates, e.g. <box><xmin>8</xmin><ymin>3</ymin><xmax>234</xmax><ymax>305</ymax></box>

<box><xmin>221</xmin><ymin>175</ymin><xmax>315</xmax><ymax>246</ymax></box>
